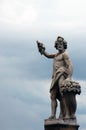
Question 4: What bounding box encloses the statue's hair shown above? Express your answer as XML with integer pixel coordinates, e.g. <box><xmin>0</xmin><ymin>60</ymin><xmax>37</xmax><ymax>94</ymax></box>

<box><xmin>54</xmin><ymin>36</ymin><xmax>67</xmax><ymax>49</ymax></box>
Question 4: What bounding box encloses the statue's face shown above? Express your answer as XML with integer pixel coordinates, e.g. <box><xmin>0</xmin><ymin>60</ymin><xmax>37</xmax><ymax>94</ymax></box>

<box><xmin>55</xmin><ymin>41</ymin><xmax>64</xmax><ymax>51</ymax></box>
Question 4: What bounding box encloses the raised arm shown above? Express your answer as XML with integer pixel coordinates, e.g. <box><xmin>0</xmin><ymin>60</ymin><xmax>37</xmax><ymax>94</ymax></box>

<box><xmin>36</xmin><ymin>40</ymin><xmax>55</xmax><ymax>58</ymax></box>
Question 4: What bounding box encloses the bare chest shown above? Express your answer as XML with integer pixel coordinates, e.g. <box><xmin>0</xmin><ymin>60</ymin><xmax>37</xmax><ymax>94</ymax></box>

<box><xmin>54</xmin><ymin>53</ymin><xmax>64</xmax><ymax>62</ymax></box>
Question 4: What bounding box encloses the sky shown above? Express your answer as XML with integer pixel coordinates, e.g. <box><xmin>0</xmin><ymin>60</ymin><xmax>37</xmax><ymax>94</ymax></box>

<box><xmin>0</xmin><ymin>0</ymin><xmax>86</xmax><ymax>130</ymax></box>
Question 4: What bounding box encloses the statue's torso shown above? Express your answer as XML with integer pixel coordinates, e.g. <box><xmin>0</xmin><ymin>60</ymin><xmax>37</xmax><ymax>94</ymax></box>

<box><xmin>52</xmin><ymin>52</ymin><xmax>66</xmax><ymax>77</ymax></box>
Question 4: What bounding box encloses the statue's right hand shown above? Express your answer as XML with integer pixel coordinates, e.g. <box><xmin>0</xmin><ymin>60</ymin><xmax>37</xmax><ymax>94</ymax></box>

<box><xmin>36</xmin><ymin>40</ymin><xmax>43</xmax><ymax>46</ymax></box>
<box><xmin>36</xmin><ymin>40</ymin><xmax>45</xmax><ymax>54</ymax></box>
<box><xmin>36</xmin><ymin>40</ymin><xmax>40</xmax><ymax>44</ymax></box>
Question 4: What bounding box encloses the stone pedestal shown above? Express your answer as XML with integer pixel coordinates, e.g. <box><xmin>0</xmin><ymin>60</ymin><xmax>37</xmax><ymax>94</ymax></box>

<box><xmin>44</xmin><ymin>119</ymin><xmax>79</xmax><ymax>130</ymax></box>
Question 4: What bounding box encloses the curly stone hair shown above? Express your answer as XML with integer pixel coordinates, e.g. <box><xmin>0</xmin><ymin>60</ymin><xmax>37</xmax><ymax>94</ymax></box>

<box><xmin>54</xmin><ymin>36</ymin><xmax>67</xmax><ymax>49</ymax></box>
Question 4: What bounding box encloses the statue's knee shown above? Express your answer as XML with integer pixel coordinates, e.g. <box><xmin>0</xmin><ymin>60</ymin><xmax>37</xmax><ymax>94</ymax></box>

<box><xmin>50</xmin><ymin>94</ymin><xmax>56</xmax><ymax>100</ymax></box>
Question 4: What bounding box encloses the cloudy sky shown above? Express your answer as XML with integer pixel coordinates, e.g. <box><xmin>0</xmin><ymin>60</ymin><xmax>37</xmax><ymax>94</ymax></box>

<box><xmin>0</xmin><ymin>0</ymin><xmax>86</xmax><ymax>130</ymax></box>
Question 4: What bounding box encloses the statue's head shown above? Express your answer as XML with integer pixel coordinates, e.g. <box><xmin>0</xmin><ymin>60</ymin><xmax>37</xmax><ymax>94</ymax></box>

<box><xmin>54</xmin><ymin>36</ymin><xmax>67</xmax><ymax>50</ymax></box>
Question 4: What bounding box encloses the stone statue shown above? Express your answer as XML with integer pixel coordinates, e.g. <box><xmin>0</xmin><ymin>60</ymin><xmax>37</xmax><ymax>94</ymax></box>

<box><xmin>36</xmin><ymin>36</ymin><xmax>81</xmax><ymax>122</ymax></box>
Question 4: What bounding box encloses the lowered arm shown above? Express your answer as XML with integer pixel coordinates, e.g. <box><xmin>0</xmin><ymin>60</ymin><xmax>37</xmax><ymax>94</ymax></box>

<box><xmin>63</xmin><ymin>52</ymin><xmax>73</xmax><ymax>78</ymax></box>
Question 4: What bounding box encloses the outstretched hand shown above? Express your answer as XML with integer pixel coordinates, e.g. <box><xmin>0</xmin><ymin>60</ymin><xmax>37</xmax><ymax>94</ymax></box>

<box><xmin>36</xmin><ymin>40</ymin><xmax>45</xmax><ymax>54</ymax></box>
<box><xmin>36</xmin><ymin>40</ymin><xmax>40</xmax><ymax>45</ymax></box>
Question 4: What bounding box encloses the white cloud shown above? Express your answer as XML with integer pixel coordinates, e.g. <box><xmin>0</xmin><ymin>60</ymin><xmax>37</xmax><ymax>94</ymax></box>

<box><xmin>0</xmin><ymin>0</ymin><xmax>86</xmax><ymax>30</ymax></box>
<box><xmin>0</xmin><ymin>0</ymin><xmax>38</xmax><ymax>24</ymax></box>
<box><xmin>57</xmin><ymin>0</ymin><xmax>86</xmax><ymax>16</ymax></box>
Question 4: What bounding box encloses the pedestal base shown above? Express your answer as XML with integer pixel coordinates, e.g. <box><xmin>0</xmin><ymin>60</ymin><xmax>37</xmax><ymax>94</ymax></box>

<box><xmin>44</xmin><ymin>119</ymin><xmax>79</xmax><ymax>130</ymax></box>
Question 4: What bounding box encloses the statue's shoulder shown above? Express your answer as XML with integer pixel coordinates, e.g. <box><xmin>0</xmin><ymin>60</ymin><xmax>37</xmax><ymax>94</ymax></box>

<box><xmin>62</xmin><ymin>51</ymin><xmax>69</xmax><ymax>59</ymax></box>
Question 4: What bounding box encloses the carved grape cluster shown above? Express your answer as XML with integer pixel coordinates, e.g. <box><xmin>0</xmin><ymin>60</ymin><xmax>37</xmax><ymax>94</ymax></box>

<box><xmin>60</xmin><ymin>80</ymin><xmax>81</xmax><ymax>96</ymax></box>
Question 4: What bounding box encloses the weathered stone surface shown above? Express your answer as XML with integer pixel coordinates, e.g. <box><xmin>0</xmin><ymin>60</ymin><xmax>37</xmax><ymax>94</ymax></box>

<box><xmin>36</xmin><ymin>36</ymin><xmax>81</xmax><ymax>125</ymax></box>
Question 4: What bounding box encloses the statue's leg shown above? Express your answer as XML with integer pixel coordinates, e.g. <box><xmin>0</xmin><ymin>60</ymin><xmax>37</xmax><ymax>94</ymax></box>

<box><xmin>58</xmin><ymin>75</ymin><xmax>70</xmax><ymax>119</ymax></box>
<box><xmin>59</xmin><ymin>97</ymin><xmax>65</xmax><ymax>120</ymax></box>
<box><xmin>49</xmin><ymin>89</ymin><xmax>57</xmax><ymax>119</ymax></box>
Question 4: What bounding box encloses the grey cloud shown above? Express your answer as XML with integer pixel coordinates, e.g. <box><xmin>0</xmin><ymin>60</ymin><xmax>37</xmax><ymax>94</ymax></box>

<box><xmin>0</xmin><ymin>78</ymin><xmax>85</xmax><ymax>130</ymax></box>
<box><xmin>0</xmin><ymin>78</ymin><xmax>50</xmax><ymax>130</ymax></box>
<box><xmin>0</xmin><ymin>36</ymin><xmax>86</xmax><ymax>81</ymax></box>
<box><xmin>77</xmin><ymin>114</ymin><xmax>86</xmax><ymax>130</ymax></box>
